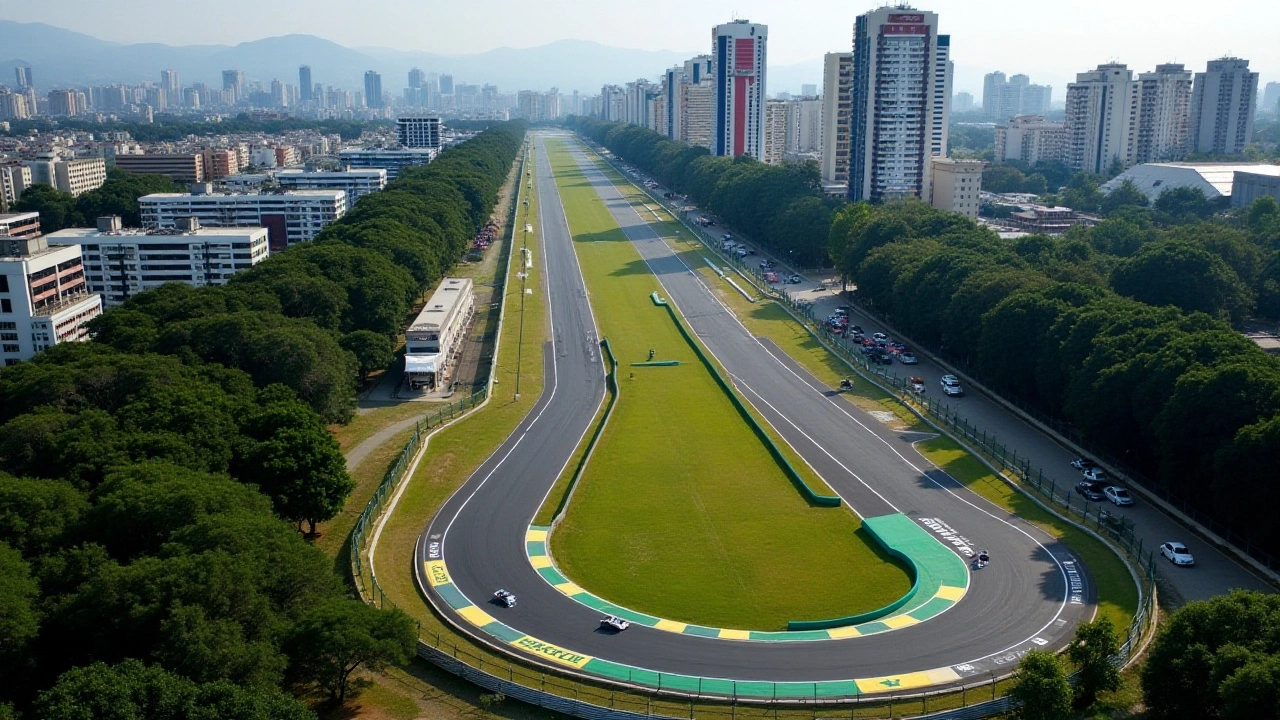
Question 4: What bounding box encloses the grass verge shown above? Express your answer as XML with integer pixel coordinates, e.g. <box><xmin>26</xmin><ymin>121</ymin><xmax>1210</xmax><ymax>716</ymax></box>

<box><xmin>542</xmin><ymin>139</ymin><xmax>911</xmax><ymax>631</ymax></box>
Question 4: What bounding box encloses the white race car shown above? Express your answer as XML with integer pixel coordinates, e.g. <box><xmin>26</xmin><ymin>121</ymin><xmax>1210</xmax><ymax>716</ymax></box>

<box><xmin>493</xmin><ymin>589</ymin><xmax>517</xmax><ymax>607</ymax></box>
<box><xmin>600</xmin><ymin>615</ymin><xmax>630</xmax><ymax>631</ymax></box>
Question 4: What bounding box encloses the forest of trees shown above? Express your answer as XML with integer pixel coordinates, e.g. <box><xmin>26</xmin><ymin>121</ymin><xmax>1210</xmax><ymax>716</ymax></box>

<box><xmin>572</xmin><ymin>118</ymin><xmax>841</xmax><ymax>268</ymax></box>
<box><xmin>0</xmin><ymin>121</ymin><xmax>525</xmax><ymax>718</ymax></box>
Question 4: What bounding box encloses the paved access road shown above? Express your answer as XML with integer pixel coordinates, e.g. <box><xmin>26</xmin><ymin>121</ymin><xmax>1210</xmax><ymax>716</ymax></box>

<box><xmin>416</xmin><ymin>134</ymin><xmax>1094</xmax><ymax>690</ymax></box>
<box><xmin>627</xmin><ymin>165</ymin><xmax>1274</xmax><ymax>606</ymax></box>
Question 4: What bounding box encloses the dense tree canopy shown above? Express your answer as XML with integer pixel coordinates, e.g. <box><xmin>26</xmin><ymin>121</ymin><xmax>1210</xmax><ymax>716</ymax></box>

<box><xmin>13</xmin><ymin>168</ymin><xmax>186</xmax><ymax>231</ymax></box>
<box><xmin>0</xmin><ymin>122</ymin><xmax>525</xmax><ymax>716</ymax></box>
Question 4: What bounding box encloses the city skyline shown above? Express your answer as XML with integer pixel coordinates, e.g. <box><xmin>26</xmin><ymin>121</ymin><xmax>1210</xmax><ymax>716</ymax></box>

<box><xmin>2</xmin><ymin>0</ymin><xmax>1278</xmax><ymax>96</ymax></box>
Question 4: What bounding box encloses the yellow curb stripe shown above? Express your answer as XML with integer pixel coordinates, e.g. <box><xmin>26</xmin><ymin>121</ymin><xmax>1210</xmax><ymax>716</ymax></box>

<box><xmin>424</xmin><ymin>561</ymin><xmax>451</xmax><ymax>587</ymax></box>
<box><xmin>718</xmin><ymin>628</ymin><xmax>751</xmax><ymax>640</ymax></box>
<box><xmin>655</xmin><ymin>619</ymin><xmax>687</xmax><ymax>633</ymax></box>
<box><xmin>935</xmin><ymin>585</ymin><xmax>966</xmax><ymax>601</ymax></box>
<box><xmin>826</xmin><ymin>625</ymin><xmax>863</xmax><ymax>639</ymax></box>
<box><xmin>882</xmin><ymin>614</ymin><xmax>921</xmax><ymax>629</ymax></box>
<box><xmin>526</xmin><ymin>529</ymin><xmax>549</xmax><ymax>543</ymax></box>
<box><xmin>555</xmin><ymin>581</ymin><xmax>585</xmax><ymax>596</ymax></box>
<box><xmin>529</xmin><ymin>555</ymin><xmax>552</xmax><ymax>569</ymax></box>
<box><xmin>458</xmin><ymin>605</ymin><xmax>496</xmax><ymax>627</ymax></box>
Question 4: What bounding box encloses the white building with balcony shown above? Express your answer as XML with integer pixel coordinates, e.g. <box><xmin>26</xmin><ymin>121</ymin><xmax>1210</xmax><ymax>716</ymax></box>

<box><xmin>0</xmin><ymin>234</ymin><xmax>102</xmax><ymax>365</ymax></box>
<box><xmin>139</xmin><ymin>186</ymin><xmax>346</xmax><ymax>251</ymax></box>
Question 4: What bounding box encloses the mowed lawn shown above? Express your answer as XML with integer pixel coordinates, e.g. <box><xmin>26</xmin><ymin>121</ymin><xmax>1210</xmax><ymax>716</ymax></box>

<box><xmin>543</xmin><ymin>140</ymin><xmax>911</xmax><ymax>631</ymax></box>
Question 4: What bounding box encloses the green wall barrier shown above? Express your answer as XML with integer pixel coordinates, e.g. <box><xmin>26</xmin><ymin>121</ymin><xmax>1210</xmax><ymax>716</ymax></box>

<box><xmin>786</xmin><ymin>518</ymin><xmax>922</xmax><ymax>630</ymax></box>
<box><xmin>650</xmin><ymin>292</ymin><xmax>841</xmax><ymax>508</ymax></box>
<box><xmin>550</xmin><ymin>338</ymin><xmax>619</xmax><ymax>522</ymax></box>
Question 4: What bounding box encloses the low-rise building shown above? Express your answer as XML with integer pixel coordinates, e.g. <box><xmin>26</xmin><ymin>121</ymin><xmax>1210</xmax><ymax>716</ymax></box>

<box><xmin>1101</xmin><ymin>162</ymin><xmax>1280</xmax><ymax>202</ymax></box>
<box><xmin>1</xmin><ymin>163</ymin><xmax>33</xmax><ymax>211</ymax></box>
<box><xmin>139</xmin><ymin>185</ymin><xmax>346</xmax><ymax>251</ymax></box>
<box><xmin>338</xmin><ymin>148</ymin><xmax>436</xmax><ymax>180</ymax></box>
<box><xmin>0</xmin><ymin>212</ymin><xmax>41</xmax><ymax>239</ymax></box>
<box><xmin>929</xmin><ymin>158</ymin><xmax>986</xmax><ymax>219</ymax></box>
<box><xmin>0</xmin><ymin>233</ymin><xmax>102</xmax><ymax>365</ymax></box>
<box><xmin>46</xmin><ymin>216</ymin><xmax>270</xmax><ymax>306</ymax></box>
<box><xmin>275</xmin><ymin>168</ymin><xmax>387</xmax><ymax>205</ymax></box>
<box><xmin>404</xmin><ymin>277</ymin><xmax>475</xmax><ymax>391</ymax></box>
<box><xmin>25</xmin><ymin>155</ymin><xmax>107</xmax><ymax>196</ymax></box>
<box><xmin>201</xmin><ymin>149</ymin><xmax>241</xmax><ymax>179</ymax></box>
<box><xmin>994</xmin><ymin>116</ymin><xmax>1067</xmax><ymax>165</ymax></box>
<box><xmin>1232</xmin><ymin>170</ymin><xmax>1280</xmax><ymax>208</ymax></box>
<box><xmin>114</xmin><ymin>153</ymin><xmax>206</xmax><ymax>182</ymax></box>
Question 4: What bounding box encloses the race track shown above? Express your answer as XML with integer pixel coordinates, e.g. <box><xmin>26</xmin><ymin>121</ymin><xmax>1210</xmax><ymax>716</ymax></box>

<box><xmin>414</xmin><ymin>133</ymin><xmax>1099</xmax><ymax>697</ymax></box>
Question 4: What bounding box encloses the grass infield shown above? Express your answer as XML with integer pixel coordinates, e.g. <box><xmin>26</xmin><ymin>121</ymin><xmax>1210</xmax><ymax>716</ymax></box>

<box><xmin>579</xmin><ymin>148</ymin><xmax>1140</xmax><ymax>629</ymax></box>
<box><xmin>542</xmin><ymin>140</ymin><xmax>911</xmax><ymax>631</ymax></box>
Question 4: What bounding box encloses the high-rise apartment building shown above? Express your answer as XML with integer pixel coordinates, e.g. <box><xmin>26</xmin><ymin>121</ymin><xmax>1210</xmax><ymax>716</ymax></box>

<box><xmin>222</xmin><ymin>70</ymin><xmax>244</xmax><ymax>104</ymax></box>
<box><xmin>953</xmin><ymin>91</ymin><xmax>974</xmax><ymax>113</ymax></box>
<box><xmin>47</xmin><ymin>89</ymin><xmax>82</xmax><ymax>116</ymax></box>
<box><xmin>681</xmin><ymin>78</ymin><xmax>715</xmax><ymax>150</ymax></box>
<box><xmin>712</xmin><ymin>20</ymin><xmax>768</xmax><ymax>160</ymax></box>
<box><xmin>848</xmin><ymin>7</ymin><xmax>952</xmax><ymax>203</ymax></box>
<box><xmin>820</xmin><ymin>52</ymin><xmax>854</xmax><ymax>186</ymax></box>
<box><xmin>299</xmin><ymin>66</ymin><xmax>312</xmax><ymax>102</ymax></box>
<box><xmin>1189</xmin><ymin>57</ymin><xmax>1258</xmax><ymax>156</ymax></box>
<box><xmin>1262</xmin><ymin>82</ymin><xmax>1280</xmax><ymax>118</ymax></box>
<box><xmin>364</xmin><ymin>71</ymin><xmax>384</xmax><ymax>109</ymax></box>
<box><xmin>1064</xmin><ymin>63</ymin><xmax>1140</xmax><ymax>174</ymax></box>
<box><xmin>929</xmin><ymin>158</ymin><xmax>985</xmax><ymax>219</ymax></box>
<box><xmin>984</xmin><ymin>71</ymin><xmax>1051</xmax><ymax>120</ymax></box>
<box><xmin>397</xmin><ymin>114</ymin><xmax>443</xmax><ymax>148</ymax></box>
<box><xmin>0</xmin><ymin>232</ymin><xmax>102</xmax><ymax>365</ymax></box>
<box><xmin>0</xmin><ymin>89</ymin><xmax>31</xmax><ymax>121</ymax></box>
<box><xmin>801</xmin><ymin>84</ymin><xmax>818</xmax><ymax>97</ymax></box>
<box><xmin>994</xmin><ymin>116</ymin><xmax>1067</xmax><ymax>165</ymax></box>
<box><xmin>763</xmin><ymin>100</ymin><xmax>790</xmax><ymax>165</ymax></box>
<box><xmin>661</xmin><ymin>56</ymin><xmax>713</xmax><ymax>145</ymax></box>
<box><xmin>1</xmin><ymin>164</ymin><xmax>33</xmax><ymax>211</ymax></box>
<box><xmin>160</xmin><ymin>69</ymin><xmax>179</xmax><ymax>96</ymax></box>
<box><xmin>1135</xmin><ymin>63</ymin><xmax>1193</xmax><ymax>163</ymax></box>
<box><xmin>788</xmin><ymin>98</ymin><xmax>822</xmax><ymax>154</ymax></box>
<box><xmin>14</xmin><ymin>66</ymin><xmax>32</xmax><ymax>89</ymax></box>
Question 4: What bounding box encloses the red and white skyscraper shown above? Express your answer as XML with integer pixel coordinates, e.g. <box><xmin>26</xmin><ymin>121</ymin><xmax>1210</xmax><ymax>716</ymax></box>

<box><xmin>848</xmin><ymin>7</ymin><xmax>952</xmax><ymax>202</ymax></box>
<box><xmin>712</xmin><ymin>20</ymin><xmax>767</xmax><ymax>161</ymax></box>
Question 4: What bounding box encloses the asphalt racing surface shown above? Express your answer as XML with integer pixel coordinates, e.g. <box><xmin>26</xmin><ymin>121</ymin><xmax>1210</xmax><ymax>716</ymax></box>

<box><xmin>416</xmin><ymin>133</ymin><xmax>1098</xmax><ymax>690</ymax></box>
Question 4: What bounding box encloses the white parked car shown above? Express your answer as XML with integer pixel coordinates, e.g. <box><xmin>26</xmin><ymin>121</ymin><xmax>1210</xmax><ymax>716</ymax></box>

<box><xmin>1103</xmin><ymin>486</ymin><xmax>1133</xmax><ymax>506</ymax></box>
<box><xmin>899</xmin><ymin>351</ymin><xmax>918</xmax><ymax>365</ymax></box>
<box><xmin>1082</xmin><ymin>467</ymin><xmax>1108</xmax><ymax>483</ymax></box>
<box><xmin>600</xmin><ymin>615</ymin><xmax>630</xmax><ymax>631</ymax></box>
<box><xmin>1160</xmin><ymin>542</ymin><xmax>1195</xmax><ymax>566</ymax></box>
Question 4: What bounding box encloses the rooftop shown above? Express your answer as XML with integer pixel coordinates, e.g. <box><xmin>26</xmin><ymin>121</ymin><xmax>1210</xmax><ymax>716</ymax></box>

<box><xmin>1102</xmin><ymin>162</ymin><xmax>1280</xmax><ymax>200</ymax></box>
<box><xmin>46</xmin><ymin>226</ymin><xmax>269</xmax><ymax>240</ymax></box>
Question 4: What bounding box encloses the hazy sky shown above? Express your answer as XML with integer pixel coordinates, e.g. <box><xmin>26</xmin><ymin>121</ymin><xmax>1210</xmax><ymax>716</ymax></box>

<box><xmin>2</xmin><ymin>0</ymin><xmax>1276</xmax><ymax>94</ymax></box>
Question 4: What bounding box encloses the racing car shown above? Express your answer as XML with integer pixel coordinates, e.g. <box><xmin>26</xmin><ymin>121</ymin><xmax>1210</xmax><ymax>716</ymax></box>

<box><xmin>600</xmin><ymin>615</ymin><xmax>630</xmax><ymax>631</ymax></box>
<box><xmin>493</xmin><ymin>589</ymin><xmax>517</xmax><ymax>607</ymax></box>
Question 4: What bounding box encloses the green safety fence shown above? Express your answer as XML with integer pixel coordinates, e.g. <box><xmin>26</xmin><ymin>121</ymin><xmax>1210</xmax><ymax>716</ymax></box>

<box><xmin>649</xmin><ymin>292</ymin><xmax>840</xmax><ymax>508</ymax></box>
<box><xmin>549</xmin><ymin>338</ymin><xmax>620</xmax><ymax>522</ymax></box>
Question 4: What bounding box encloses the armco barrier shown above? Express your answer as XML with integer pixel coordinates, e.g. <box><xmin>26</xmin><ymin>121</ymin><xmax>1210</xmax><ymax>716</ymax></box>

<box><xmin>649</xmin><ymin>292</ymin><xmax>840</xmax><ymax>508</ymax></box>
<box><xmin>549</xmin><ymin>337</ymin><xmax>620</xmax><ymax>522</ymax></box>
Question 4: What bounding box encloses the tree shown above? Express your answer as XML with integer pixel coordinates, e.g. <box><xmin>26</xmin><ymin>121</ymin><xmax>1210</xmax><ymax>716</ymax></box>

<box><xmin>13</xmin><ymin>184</ymin><xmax>82</xmax><ymax>230</ymax></box>
<box><xmin>1067</xmin><ymin>617</ymin><xmax>1122</xmax><ymax>707</ymax></box>
<box><xmin>34</xmin><ymin>659</ymin><xmax>316</xmax><ymax>720</ymax></box>
<box><xmin>0</xmin><ymin>542</ymin><xmax>39</xmax><ymax>684</ymax></box>
<box><xmin>284</xmin><ymin>600</ymin><xmax>416</xmax><ymax>704</ymax></box>
<box><xmin>1111</xmin><ymin>239</ymin><xmax>1254</xmax><ymax>323</ymax></box>
<box><xmin>1009</xmin><ymin>650</ymin><xmax>1072</xmax><ymax>720</ymax></box>
<box><xmin>1100</xmin><ymin>180</ymin><xmax>1150</xmax><ymax>216</ymax></box>
<box><xmin>341</xmin><ymin>330</ymin><xmax>394</xmax><ymax>384</ymax></box>
<box><xmin>1154</xmin><ymin>185</ymin><xmax>1215</xmax><ymax>222</ymax></box>
<box><xmin>1142</xmin><ymin>590</ymin><xmax>1280</xmax><ymax>720</ymax></box>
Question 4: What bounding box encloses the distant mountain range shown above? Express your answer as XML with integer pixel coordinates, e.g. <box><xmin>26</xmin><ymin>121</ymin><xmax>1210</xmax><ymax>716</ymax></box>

<box><xmin>0</xmin><ymin>21</ymin><xmax>825</xmax><ymax>96</ymax></box>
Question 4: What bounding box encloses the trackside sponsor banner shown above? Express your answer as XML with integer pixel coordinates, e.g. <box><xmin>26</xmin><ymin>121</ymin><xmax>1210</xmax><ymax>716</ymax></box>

<box><xmin>513</xmin><ymin>636</ymin><xmax>594</xmax><ymax>668</ymax></box>
<box><xmin>424</xmin><ymin>560</ymin><xmax>451</xmax><ymax>587</ymax></box>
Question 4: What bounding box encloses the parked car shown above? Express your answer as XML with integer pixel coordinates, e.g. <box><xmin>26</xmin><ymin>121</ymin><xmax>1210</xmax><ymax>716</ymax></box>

<box><xmin>786</xmin><ymin>274</ymin><xmax>803</xmax><ymax>284</ymax></box>
<box><xmin>760</xmin><ymin>259</ymin><xmax>775</xmax><ymax>269</ymax></box>
<box><xmin>1075</xmin><ymin>481</ymin><xmax>1105</xmax><ymax>502</ymax></box>
<box><xmin>764</xmin><ymin>271</ymin><xmax>780</xmax><ymax>283</ymax></box>
<box><xmin>493</xmin><ymin>589</ymin><xmax>517</xmax><ymax>607</ymax></box>
<box><xmin>899</xmin><ymin>351</ymin><xmax>918</xmax><ymax>365</ymax></box>
<box><xmin>834</xmin><ymin>307</ymin><xmax>849</xmax><ymax>317</ymax></box>
<box><xmin>909</xmin><ymin>376</ymin><xmax>926</xmax><ymax>393</ymax></box>
<box><xmin>1081</xmin><ymin>467</ymin><xmax>1108</xmax><ymax>483</ymax></box>
<box><xmin>1103</xmin><ymin>486</ymin><xmax>1134</xmax><ymax>506</ymax></box>
<box><xmin>872</xmin><ymin>332</ymin><xmax>888</xmax><ymax>343</ymax></box>
<box><xmin>1070</xmin><ymin>457</ymin><xmax>1099</xmax><ymax>471</ymax></box>
<box><xmin>1160</xmin><ymin>542</ymin><xmax>1195</xmax><ymax>566</ymax></box>
<box><xmin>600</xmin><ymin>615</ymin><xmax>631</xmax><ymax>631</ymax></box>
